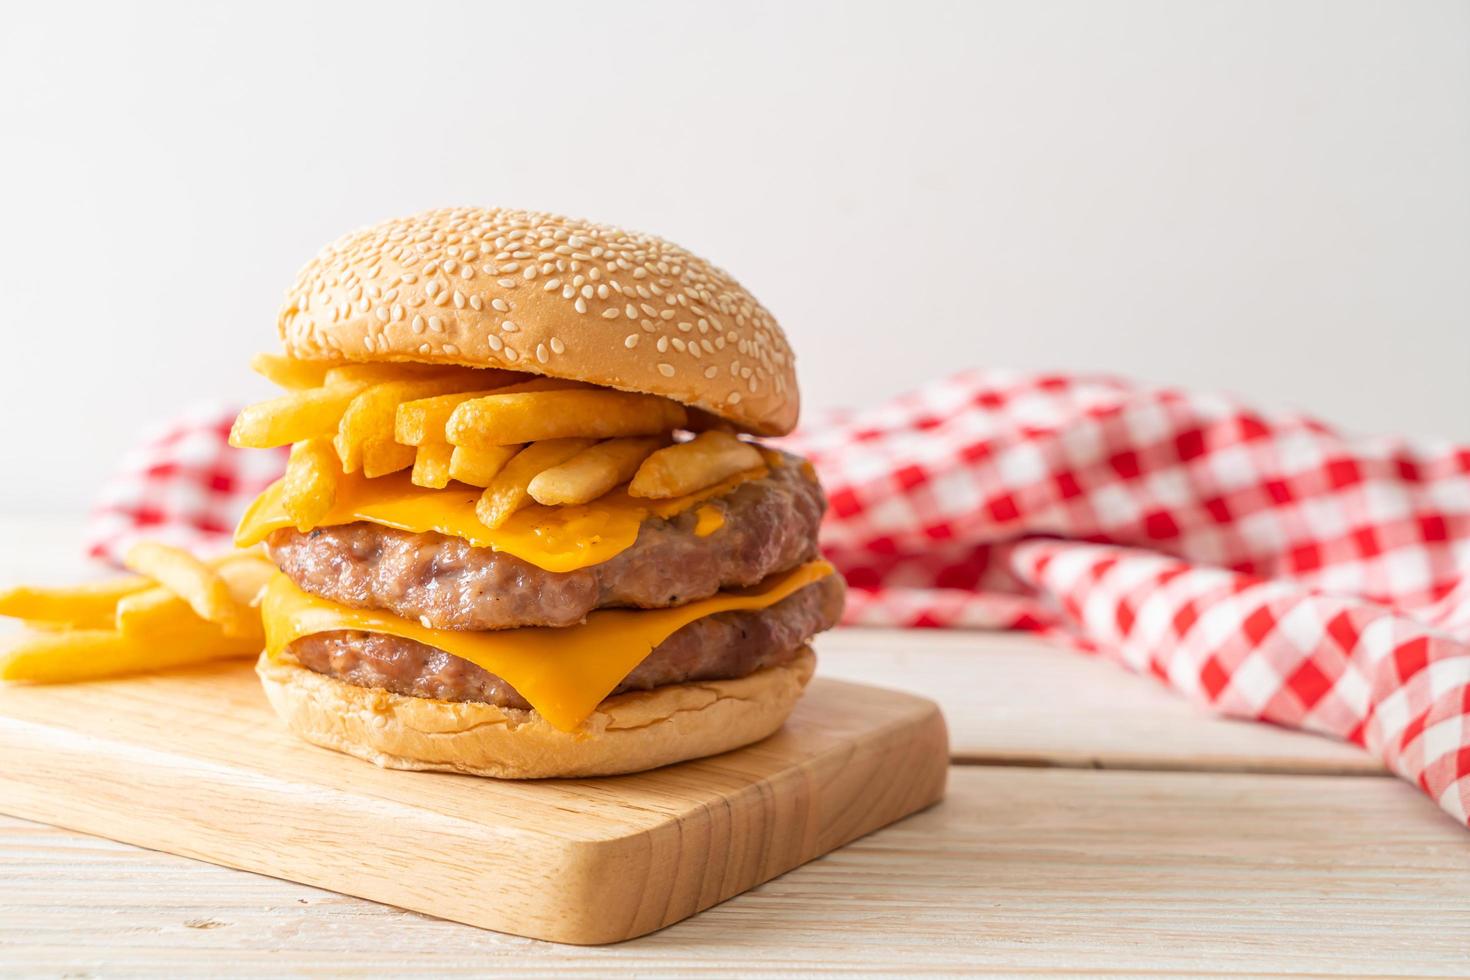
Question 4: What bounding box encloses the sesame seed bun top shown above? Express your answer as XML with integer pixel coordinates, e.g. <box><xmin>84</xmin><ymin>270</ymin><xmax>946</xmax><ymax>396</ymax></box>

<box><xmin>277</xmin><ymin>207</ymin><xmax>800</xmax><ymax>435</ymax></box>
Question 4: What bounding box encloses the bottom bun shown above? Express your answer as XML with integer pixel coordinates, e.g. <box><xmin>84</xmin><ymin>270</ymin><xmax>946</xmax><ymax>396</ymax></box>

<box><xmin>255</xmin><ymin>648</ymin><xmax>816</xmax><ymax>779</ymax></box>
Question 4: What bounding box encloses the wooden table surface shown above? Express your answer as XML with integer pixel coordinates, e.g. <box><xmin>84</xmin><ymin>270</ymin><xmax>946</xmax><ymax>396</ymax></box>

<box><xmin>3</xmin><ymin>520</ymin><xmax>1467</xmax><ymax>976</ymax></box>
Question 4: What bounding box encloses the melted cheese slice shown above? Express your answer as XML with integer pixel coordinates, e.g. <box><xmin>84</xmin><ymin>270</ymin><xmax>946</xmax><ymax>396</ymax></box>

<box><xmin>261</xmin><ymin>560</ymin><xmax>834</xmax><ymax>733</ymax></box>
<box><xmin>235</xmin><ymin>466</ymin><xmax>766</xmax><ymax>574</ymax></box>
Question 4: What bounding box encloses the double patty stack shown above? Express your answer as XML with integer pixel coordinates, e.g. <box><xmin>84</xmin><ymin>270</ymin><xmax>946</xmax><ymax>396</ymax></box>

<box><xmin>231</xmin><ymin>207</ymin><xmax>843</xmax><ymax>778</ymax></box>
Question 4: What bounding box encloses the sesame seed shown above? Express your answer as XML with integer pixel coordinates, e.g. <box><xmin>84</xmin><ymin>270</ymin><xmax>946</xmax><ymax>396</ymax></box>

<box><xmin>469</xmin><ymin>295</ymin><xmax>483</xmax><ymax>311</ymax></box>
<box><xmin>704</xmin><ymin>366</ymin><xmax>719</xmax><ymax>379</ymax></box>
<box><xmin>487</xmin><ymin>334</ymin><xmax>504</xmax><ymax>351</ymax></box>
<box><xmin>497</xmin><ymin>278</ymin><xmax>517</xmax><ymax>288</ymax></box>
<box><xmin>412</xmin><ymin>315</ymin><xmax>426</xmax><ymax>334</ymax></box>
<box><xmin>550</xmin><ymin>337</ymin><xmax>565</xmax><ymax>354</ymax></box>
<box><xmin>443</xmin><ymin>343</ymin><xmax>459</xmax><ymax>355</ymax></box>
<box><xmin>502</xmin><ymin>320</ymin><xmax>518</xmax><ymax>332</ymax></box>
<box><xmin>536</xmin><ymin>343</ymin><xmax>549</xmax><ymax>363</ymax></box>
<box><xmin>600</xmin><ymin>308</ymin><xmax>619</xmax><ymax>320</ymax></box>
<box><xmin>428</xmin><ymin>316</ymin><xmax>444</xmax><ymax>333</ymax></box>
<box><xmin>657</xmin><ymin>363</ymin><xmax>675</xmax><ymax>377</ymax></box>
<box><xmin>574</xmin><ymin>297</ymin><xmax>587</xmax><ymax>314</ymax></box>
<box><xmin>656</xmin><ymin>336</ymin><xmax>669</xmax><ymax>353</ymax></box>
<box><xmin>624</xmin><ymin>334</ymin><xmax>640</xmax><ymax>349</ymax></box>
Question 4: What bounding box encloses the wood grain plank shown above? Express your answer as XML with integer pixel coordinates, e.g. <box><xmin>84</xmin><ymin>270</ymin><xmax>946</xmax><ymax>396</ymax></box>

<box><xmin>816</xmin><ymin>628</ymin><xmax>1384</xmax><ymax>775</ymax></box>
<box><xmin>3</xmin><ymin>766</ymin><xmax>1463</xmax><ymax>975</ymax></box>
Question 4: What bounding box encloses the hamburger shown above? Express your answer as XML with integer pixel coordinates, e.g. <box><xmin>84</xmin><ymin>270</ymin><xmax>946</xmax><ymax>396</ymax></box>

<box><xmin>229</xmin><ymin>207</ymin><xmax>844</xmax><ymax>778</ymax></box>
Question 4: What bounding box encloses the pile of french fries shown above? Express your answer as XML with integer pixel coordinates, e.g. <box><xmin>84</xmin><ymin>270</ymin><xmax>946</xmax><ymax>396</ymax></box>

<box><xmin>232</xmin><ymin>355</ymin><xmax>767</xmax><ymax>531</ymax></box>
<box><xmin>0</xmin><ymin>543</ymin><xmax>275</xmax><ymax>683</ymax></box>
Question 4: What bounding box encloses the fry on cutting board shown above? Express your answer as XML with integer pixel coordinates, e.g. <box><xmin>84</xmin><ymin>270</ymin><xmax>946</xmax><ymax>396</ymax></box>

<box><xmin>114</xmin><ymin>554</ymin><xmax>275</xmax><ymax>640</ymax></box>
<box><xmin>122</xmin><ymin>542</ymin><xmax>253</xmax><ymax>638</ymax></box>
<box><xmin>0</xmin><ymin>623</ymin><xmax>262</xmax><ymax>683</ymax></box>
<box><xmin>0</xmin><ymin>546</ymin><xmax>275</xmax><ymax>683</ymax></box>
<box><xmin>0</xmin><ymin>575</ymin><xmax>151</xmax><ymax>629</ymax></box>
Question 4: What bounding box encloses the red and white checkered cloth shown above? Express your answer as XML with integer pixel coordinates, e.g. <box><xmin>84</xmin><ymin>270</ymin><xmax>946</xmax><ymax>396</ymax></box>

<box><xmin>87</xmin><ymin>371</ymin><xmax>1470</xmax><ymax>827</ymax></box>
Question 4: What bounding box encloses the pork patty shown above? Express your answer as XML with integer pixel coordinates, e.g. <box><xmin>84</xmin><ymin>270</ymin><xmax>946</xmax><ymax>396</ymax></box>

<box><xmin>267</xmin><ymin>456</ymin><xmax>825</xmax><ymax>631</ymax></box>
<box><xmin>285</xmin><ymin>574</ymin><xmax>845</xmax><ymax>709</ymax></box>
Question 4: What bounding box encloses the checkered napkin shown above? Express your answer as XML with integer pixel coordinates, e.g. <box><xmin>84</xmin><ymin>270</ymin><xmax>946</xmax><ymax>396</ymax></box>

<box><xmin>85</xmin><ymin>371</ymin><xmax>1470</xmax><ymax>826</ymax></box>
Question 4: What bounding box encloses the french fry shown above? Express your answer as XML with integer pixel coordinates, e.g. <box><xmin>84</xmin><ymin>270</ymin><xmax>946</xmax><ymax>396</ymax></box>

<box><xmin>122</xmin><ymin>542</ymin><xmax>252</xmax><ymax>638</ymax></box>
<box><xmin>250</xmin><ymin>352</ymin><xmax>331</xmax><ymax>390</ymax></box>
<box><xmin>528</xmin><ymin>437</ymin><xmax>666</xmax><ymax>506</ymax></box>
<box><xmin>282</xmin><ymin>438</ymin><xmax>339</xmax><ymax>531</ymax></box>
<box><xmin>396</xmin><ymin>390</ymin><xmax>511</xmax><ymax>446</ymax></box>
<box><xmin>411</xmin><ymin>444</ymin><xmax>454</xmax><ymax>489</ymax></box>
<box><xmin>448</xmin><ymin>444</ymin><xmax>521</xmax><ymax>487</ymax></box>
<box><xmin>447</xmin><ymin>390</ymin><xmax>687</xmax><ymax>448</ymax></box>
<box><xmin>115</xmin><ymin>555</ymin><xmax>275</xmax><ymax>640</ymax></box>
<box><xmin>0</xmin><ymin>576</ymin><xmax>151</xmax><ymax>629</ymax></box>
<box><xmin>475</xmin><ymin>439</ymin><xmax>596</xmax><ymax>529</ymax></box>
<box><xmin>628</xmin><ymin>431</ymin><xmax>764</xmax><ymax>499</ymax></box>
<box><xmin>229</xmin><ymin>382</ymin><xmax>371</xmax><ymax>449</ymax></box>
<box><xmin>0</xmin><ymin>623</ymin><xmax>260</xmax><ymax>683</ymax></box>
<box><xmin>395</xmin><ymin>377</ymin><xmax>582</xmax><ymax>446</ymax></box>
<box><xmin>361</xmin><ymin>439</ymin><xmax>416</xmax><ymax>478</ymax></box>
<box><xmin>336</xmin><ymin>376</ymin><xmax>507</xmax><ymax>471</ymax></box>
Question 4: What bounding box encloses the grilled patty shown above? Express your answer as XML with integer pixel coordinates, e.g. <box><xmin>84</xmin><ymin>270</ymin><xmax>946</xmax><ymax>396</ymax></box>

<box><xmin>267</xmin><ymin>456</ymin><xmax>825</xmax><ymax>631</ymax></box>
<box><xmin>285</xmin><ymin>574</ymin><xmax>845</xmax><ymax>709</ymax></box>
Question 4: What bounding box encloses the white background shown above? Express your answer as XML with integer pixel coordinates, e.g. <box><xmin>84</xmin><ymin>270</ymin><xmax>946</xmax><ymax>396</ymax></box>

<box><xmin>2</xmin><ymin>0</ymin><xmax>1466</xmax><ymax>514</ymax></box>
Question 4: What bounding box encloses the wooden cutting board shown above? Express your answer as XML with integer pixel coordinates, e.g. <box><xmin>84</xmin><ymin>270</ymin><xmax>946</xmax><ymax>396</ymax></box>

<box><xmin>0</xmin><ymin>661</ymin><xmax>947</xmax><ymax>945</ymax></box>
